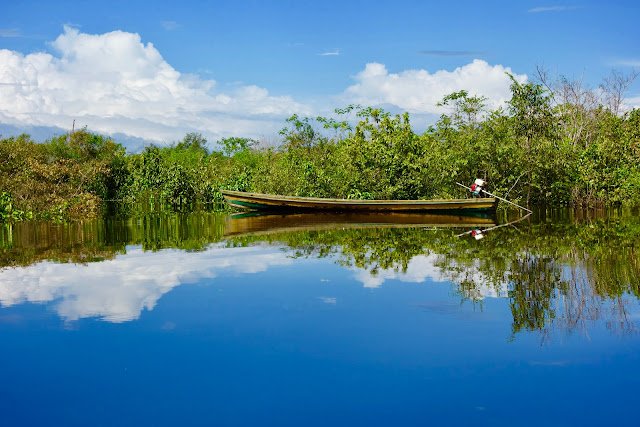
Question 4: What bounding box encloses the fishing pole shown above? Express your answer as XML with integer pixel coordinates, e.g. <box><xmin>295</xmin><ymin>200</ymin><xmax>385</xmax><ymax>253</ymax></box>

<box><xmin>455</xmin><ymin>182</ymin><xmax>532</xmax><ymax>213</ymax></box>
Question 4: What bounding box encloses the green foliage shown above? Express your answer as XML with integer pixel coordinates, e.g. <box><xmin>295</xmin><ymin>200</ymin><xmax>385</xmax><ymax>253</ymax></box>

<box><xmin>217</xmin><ymin>136</ymin><xmax>256</xmax><ymax>157</ymax></box>
<box><xmin>437</xmin><ymin>90</ymin><xmax>487</xmax><ymax>127</ymax></box>
<box><xmin>0</xmin><ymin>130</ymin><xmax>124</xmax><ymax>221</ymax></box>
<box><xmin>279</xmin><ymin>114</ymin><xmax>322</xmax><ymax>148</ymax></box>
<box><xmin>176</xmin><ymin>132</ymin><xmax>209</xmax><ymax>155</ymax></box>
<box><xmin>0</xmin><ymin>192</ymin><xmax>32</xmax><ymax>221</ymax></box>
<box><xmin>508</xmin><ymin>75</ymin><xmax>556</xmax><ymax>142</ymax></box>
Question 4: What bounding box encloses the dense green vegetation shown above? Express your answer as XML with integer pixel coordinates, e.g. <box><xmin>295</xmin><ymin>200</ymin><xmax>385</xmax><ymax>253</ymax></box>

<box><xmin>2</xmin><ymin>73</ymin><xmax>640</xmax><ymax>220</ymax></box>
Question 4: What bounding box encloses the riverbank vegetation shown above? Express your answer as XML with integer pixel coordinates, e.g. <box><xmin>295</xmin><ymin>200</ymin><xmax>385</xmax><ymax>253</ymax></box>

<box><xmin>1</xmin><ymin>71</ymin><xmax>639</xmax><ymax>220</ymax></box>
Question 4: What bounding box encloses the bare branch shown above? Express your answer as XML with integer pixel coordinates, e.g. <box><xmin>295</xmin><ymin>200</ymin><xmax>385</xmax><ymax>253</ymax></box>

<box><xmin>600</xmin><ymin>69</ymin><xmax>640</xmax><ymax>115</ymax></box>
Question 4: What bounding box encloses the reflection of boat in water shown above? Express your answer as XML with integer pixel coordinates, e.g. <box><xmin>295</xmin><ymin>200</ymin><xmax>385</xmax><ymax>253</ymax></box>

<box><xmin>457</xmin><ymin>212</ymin><xmax>532</xmax><ymax>240</ymax></box>
<box><xmin>223</xmin><ymin>212</ymin><xmax>497</xmax><ymax>237</ymax></box>
<box><xmin>221</xmin><ymin>190</ymin><xmax>497</xmax><ymax>213</ymax></box>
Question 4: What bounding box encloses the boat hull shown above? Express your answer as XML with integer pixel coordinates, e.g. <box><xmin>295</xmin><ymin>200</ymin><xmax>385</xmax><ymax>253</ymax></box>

<box><xmin>221</xmin><ymin>190</ymin><xmax>497</xmax><ymax>213</ymax></box>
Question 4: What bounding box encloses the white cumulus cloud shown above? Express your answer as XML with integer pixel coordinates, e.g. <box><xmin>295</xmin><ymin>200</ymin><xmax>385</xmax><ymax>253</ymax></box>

<box><xmin>343</xmin><ymin>59</ymin><xmax>527</xmax><ymax>114</ymax></box>
<box><xmin>623</xmin><ymin>96</ymin><xmax>640</xmax><ymax>111</ymax></box>
<box><xmin>0</xmin><ymin>27</ymin><xmax>532</xmax><ymax>144</ymax></box>
<box><xmin>0</xmin><ymin>26</ymin><xmax>309</xmax><ymax>143</ymax></box>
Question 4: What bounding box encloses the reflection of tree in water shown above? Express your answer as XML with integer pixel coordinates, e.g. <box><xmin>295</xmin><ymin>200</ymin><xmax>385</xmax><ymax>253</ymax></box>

<box><xmin>508</xmin><ymin>254</ymin><xmax>562</xmax><ymax>334</ymax></box>
<box><xmin>234</xmin><ymin>213</ymin><xmax>640</xmax><ymax>337</ymax></box>
<box><xmin>463</xmin><ymin>218</ymin><xmax>639</xmax><ymax>337</ymax></box>
<box><xmin>2</xmin><ymin>211</ymin><xmax>639</xmax><ymax>336</ymax></box>
<box><xmin>0</xmin><ymin>221</ymin><xmax>125</xmax><ymax>267</ymax></box>
<box><xmin>549</xmin><ymin>247</ymin><xmax>640</xmax><ymax>338</ymax></box>
<box><xmin>0</xmin><ymin>213</ymin><xmax>228</xmax><ymax>268</ymax></box>
<box><xmin>445</xmin><ymin>217</ymin><xmax>640</xmax><ymax>337</ymax></box>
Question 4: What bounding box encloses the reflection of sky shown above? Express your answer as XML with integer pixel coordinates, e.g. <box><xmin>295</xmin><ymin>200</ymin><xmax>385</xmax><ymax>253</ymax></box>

<box><xmin>0</xmin><ymin>244</ymin><xmax>294</xmax><ymax>322</ymax></box>
<box><xmin>3</xmin><ymin>242</ymin><xmax>640</xmax><ymax>427</ymax></box>
<box><xmin>0</xmin><ymin>245</ymin><xmax>508</xmax><ymax>323</ymax></box>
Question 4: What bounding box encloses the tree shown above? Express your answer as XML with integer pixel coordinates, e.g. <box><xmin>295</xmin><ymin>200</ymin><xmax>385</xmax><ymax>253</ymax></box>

<box><xmin>508</xmin><ymin>74</ymin><xmax>556</xmax><ymax>204</ymax></box>
<box><xmin>176</xmin><ymin>132</ymin><xmax>208</xmax><ymax>155</ymax></box>
<box><xmin>437</xmin><ymin>90</ymin><xmax>487</xmax><ymax>128</ymax></box>
<box><xmin>217</xmin><ymin>136</ymin><xmax>257</xmax><ymax>157</ymax></box>
<box><xmin>600</xmin><ymin>69</ymin><xmax>639</xmax><ymax>116</ymax></box>
<box><xmin>535</xmin><ymin>66</ymin><xmax>600</xmax><ymax>148</ymax></box>
<box><xmin>279</xmin><ymin>114</ymin><xmax>322</xmax><ymax>149</ymax></box>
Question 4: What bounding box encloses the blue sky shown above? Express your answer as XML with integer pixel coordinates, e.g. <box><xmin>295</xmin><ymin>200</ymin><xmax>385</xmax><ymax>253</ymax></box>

<box><xmin>1</xmin><ymin>0</ymin><xmax>639</xmax><ymax>148</ymax></box>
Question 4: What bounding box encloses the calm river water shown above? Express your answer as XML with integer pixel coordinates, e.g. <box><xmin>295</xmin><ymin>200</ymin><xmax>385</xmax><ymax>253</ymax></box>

<box><xmin>1</xmin><ymin>210</ymin><xmax>639</xmax><ymax>426</ymax></box>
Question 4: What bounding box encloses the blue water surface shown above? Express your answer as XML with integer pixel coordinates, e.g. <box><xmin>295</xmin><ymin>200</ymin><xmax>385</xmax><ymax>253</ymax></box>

<box><xmin>1</xmin><ymin>231</ymin><xmax>639</xmax><ymax>426</ymax></box>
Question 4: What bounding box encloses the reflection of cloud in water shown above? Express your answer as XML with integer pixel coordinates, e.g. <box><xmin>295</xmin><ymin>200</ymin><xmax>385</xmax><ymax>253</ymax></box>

<box><xmin>352</xmin><ymin>254</ymin><xmax>510</xmax><ymax>299</ymax></box>
<box><xmin>528</xmin><ymin>360</ymin><xmax>572</xmax><ymax>367</ymax></box>
<box><xmin>318</xmin><ymin>296</ymin><xmax>337</xmax><ymax>305</ymax></box>
<box><xmin>1</xmin><ymin>246</ymin><xmax>511</xmax><ymax>323</ymax></box>
<box><xmin>0</xmin><ymin>244</ymin><xmax>293</xmax><ymax>323</ymax></box>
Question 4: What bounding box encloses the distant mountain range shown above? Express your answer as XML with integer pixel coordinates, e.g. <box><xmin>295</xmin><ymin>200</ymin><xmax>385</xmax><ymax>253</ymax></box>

<box><xmin>0</xmin><ymin>123</ymin><xmax>154</xmax><ymax>153</ymax></box>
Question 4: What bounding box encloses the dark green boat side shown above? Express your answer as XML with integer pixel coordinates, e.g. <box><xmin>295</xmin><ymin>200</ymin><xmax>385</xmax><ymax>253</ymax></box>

<box><xmin>221</xmin><ymin>190</ymin><xmax>498</xmax><ymax>213</ymax></box>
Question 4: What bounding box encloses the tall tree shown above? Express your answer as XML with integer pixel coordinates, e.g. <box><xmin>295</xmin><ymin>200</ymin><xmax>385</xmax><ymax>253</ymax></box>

<box><xmin>508</xmin><ymin>75</ymin><xmax>556</xmax><ymax>204</ymax></box>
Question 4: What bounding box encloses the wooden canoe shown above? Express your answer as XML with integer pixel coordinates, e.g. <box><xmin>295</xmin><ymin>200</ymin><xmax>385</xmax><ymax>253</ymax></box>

<box><xmin>221</xmin><ymin>190</ymin><xmax>497</xmax><ymax>213</ymax></box>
